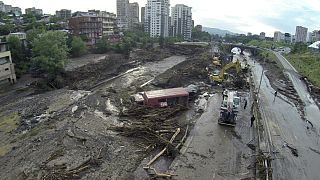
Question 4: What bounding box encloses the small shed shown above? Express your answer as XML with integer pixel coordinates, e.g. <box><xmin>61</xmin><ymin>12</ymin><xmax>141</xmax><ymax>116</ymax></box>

<box><xmin>142</xmin><ymin>88</ymin><xmax>189</xmax><ymax>107</ymax></box>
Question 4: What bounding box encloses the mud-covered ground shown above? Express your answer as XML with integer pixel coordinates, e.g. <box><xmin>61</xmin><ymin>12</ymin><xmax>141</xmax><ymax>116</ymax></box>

<box><xmin>253</xmin><ymin>54</ymin><xmax>306</xmax><ymax>120</ymax></box>
<box><xmin>0</xmin><ymin>45</ymin><xmax>212</xmax><ymax>179</ymax></box>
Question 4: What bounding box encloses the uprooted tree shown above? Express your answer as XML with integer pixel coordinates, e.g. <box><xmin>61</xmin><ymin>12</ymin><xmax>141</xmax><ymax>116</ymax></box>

<box><xmin>31</xmin><ymin>31</ymin><xmax>69</xmax><ymax>76</ymax></box>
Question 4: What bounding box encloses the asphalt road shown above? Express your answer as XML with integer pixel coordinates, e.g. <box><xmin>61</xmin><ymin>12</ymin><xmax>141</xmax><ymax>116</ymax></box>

<box><xmin>170</xmin><ymin>93</ymin><xmax>255</xmax><ymax>180</ymax></box>
<box><xmin>250</xmin><ymin>53</ymin><xmax>320</xmax><ymax>180</ymax></box>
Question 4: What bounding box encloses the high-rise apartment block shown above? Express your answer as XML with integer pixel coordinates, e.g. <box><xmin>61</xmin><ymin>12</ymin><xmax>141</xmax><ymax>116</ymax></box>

<box><xmin>56</xmin><ymin>9</ymin><xmax>72</xmax><ymax>19</ymax></box>
<box><xmin>144</xmin><ymin>0</ymin><xmax>170</xmax><ymax>37</ymax></box>
<box><xmin>117</xmin><ymin>0</ymin><xmax>129</xmax><ymax>30</ymax></box>
<box><xmin>141</xmin><ymin>7</ymin><xmax>145</xmax><ymax>24</ymax></box>
<box><xmin>274</xmin><ymin>31</ymin><xmax>283</xmax><ymax>42</ymax></box>
<box><xmin>128</xmin><ymin>2</ymin><xmax>139</xmax><ymax>29</ymax></box>
<box><xmin>295</xmin><ymin>26</ymin><xmax>308</xmax><ymax>43</ymax></box>
<box><xmin>171</xmin><ymin>4</ymin><xmax>192</xmax><ymax>41</ymax></box>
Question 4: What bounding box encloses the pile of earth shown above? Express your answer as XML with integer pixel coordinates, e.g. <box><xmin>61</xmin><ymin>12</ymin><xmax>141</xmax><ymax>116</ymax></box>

<box><xmin>152</xmin><ymin>52</ymin><xmax>211</xmax><ymax>88</ymax></box>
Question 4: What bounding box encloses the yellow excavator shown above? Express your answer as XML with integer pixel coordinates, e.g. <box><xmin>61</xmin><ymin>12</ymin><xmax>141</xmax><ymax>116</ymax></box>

<box><xmin>210</xmin><ymin>60</ymin><xmax>241</xmax><ymax>83</ymax></box>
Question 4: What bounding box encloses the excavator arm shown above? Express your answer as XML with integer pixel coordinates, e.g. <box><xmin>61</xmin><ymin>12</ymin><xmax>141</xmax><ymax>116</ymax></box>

<box><xmin>210</xmin><ymin>60</ymin><xmax>241</xmax><ymax>83</ymax></box>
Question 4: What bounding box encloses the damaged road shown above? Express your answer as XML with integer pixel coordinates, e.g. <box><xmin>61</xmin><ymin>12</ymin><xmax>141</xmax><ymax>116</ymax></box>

<box><xmin>250</xmin><ymin>52</ymin><xmax>320</xmax><ymax>180</ymax></box>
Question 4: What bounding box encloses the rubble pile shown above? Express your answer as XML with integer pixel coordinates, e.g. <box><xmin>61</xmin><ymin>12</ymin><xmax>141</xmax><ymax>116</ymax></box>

<box><xmin>112</xmin><ymin>105</ymin><xmax>188</xmax><ymax>154</ymax></box>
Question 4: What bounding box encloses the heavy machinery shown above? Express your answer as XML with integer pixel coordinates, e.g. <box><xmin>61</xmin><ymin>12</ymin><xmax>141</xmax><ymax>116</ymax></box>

<box><xmin>218</xmin><ymin>90</ymin><xmax>240</xmax><ymax>126</ymax></box>
<box><xmin>209</xmin><ymin>60</ymin><xmax>241</xmax><ymax>83</ymax></box>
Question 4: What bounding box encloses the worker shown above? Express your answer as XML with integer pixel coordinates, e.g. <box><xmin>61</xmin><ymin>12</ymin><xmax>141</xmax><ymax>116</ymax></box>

<box><xmin>273</xmin><ymin>91</ymin><xmax>278</xmax><ymax>102</ymax></box>
<box><xmin>244</xmin><ymin>99</ymin><xmax>248</xmax><ymax>109</ymax></box>
<box><xmin>250</xmin><ymin>115</ymin><xmax>255</xmax><ymax>127</ymax></box>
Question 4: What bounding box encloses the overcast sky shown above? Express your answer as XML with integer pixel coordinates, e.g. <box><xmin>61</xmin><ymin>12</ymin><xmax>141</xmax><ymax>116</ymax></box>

<box><xmin>5</xmin><ymin>0</ymin><xmax>320</xmax><ymax>36</ymax></box>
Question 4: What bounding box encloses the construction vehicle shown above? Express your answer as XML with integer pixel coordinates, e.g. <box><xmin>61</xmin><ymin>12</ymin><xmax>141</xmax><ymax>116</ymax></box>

<box><xmin>209</xmin><ymin>60</ymin><xmax>241</xmax><ymax>83</ymax></box>
<box><xmin>218</xmin><ymin>90</ymin><xmax>240</xmax><ymax>126</ymax></box>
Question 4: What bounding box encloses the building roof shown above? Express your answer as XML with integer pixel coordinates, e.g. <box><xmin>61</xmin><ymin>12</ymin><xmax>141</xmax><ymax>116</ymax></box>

<box><xmin>309</xmin><ymin>41</ymin><xmax>320</xmax><ymax>49</ymax></box>
<box><xmin>144</xmin><ymin>88</ymin><xmax>189</xmax><ymax>99</ymax></box>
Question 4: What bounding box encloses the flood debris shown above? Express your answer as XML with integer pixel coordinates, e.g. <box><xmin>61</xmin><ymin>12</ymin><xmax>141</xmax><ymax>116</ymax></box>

<box><xmin>256</xmin><ymin>151</ymin><xmax>273</xmax><ymax>179</ymax></box>
<box><xmin>283</xmin><ymin>142</ymin><xmax>299</xmax><ymax>157</ymax></box>
<box><xmin>111</xmin><ymin>105</ymin><xmax>187</xmax><ymax>150</ymax></box>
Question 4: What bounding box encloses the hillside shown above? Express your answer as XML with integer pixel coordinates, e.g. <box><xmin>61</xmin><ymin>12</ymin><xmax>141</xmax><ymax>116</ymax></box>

<box><xmin>202</xmin><ymin>27</ymin><xmax>235</xmax><ymax>36</ymax></box>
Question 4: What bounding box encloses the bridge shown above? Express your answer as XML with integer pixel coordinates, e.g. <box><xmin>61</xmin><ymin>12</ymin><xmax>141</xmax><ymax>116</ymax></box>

<box><xmin>222</xmin><ymin>43</ymin><xmax>260</xmax><ymax>56</ymax></box>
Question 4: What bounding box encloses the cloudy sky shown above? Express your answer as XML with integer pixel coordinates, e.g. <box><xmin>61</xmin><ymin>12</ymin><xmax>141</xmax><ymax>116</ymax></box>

<box><xmin>5</xmin><ymin>0</ymin><xmax>320</xmax><ymax>36</ymax></box>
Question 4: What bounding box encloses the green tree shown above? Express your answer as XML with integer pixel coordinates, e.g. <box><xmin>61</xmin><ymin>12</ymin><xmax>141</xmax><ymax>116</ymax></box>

<box><xmin>292</xmin><ymin>42</ymin><xmax>308</xmax><ymax>53</ymax></box>
<box><xmin>31</xmin><ymin>31</ymin><xmax>69</xmax><ymax>75</ymax></box>
<box><xmin>95</xmin><ymin>36</ymin><xmax>110</xmax><ymax>54</ymax></box>
<box><xmin>0</xmin><ymin>24</ymin><xmax>14</xmax><ymax>35</ymax></box>
<box><xmin>71</xmin><ymin>36</ymin><xmax>87</xmax><ymax>57</ymax></box>
<box><xmin>7</xmin><ymin>36</ymin><xmax>28</xmax><ymax>76</ymax></box>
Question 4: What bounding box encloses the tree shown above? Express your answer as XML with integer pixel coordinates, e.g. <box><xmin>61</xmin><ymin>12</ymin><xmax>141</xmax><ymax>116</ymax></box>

<box><xmin>292</xmin><ymin>42</ymin><xmax>308</xmax><ymax>53</ymax></box>
<box><xmin>7</xmin><ymin>36</ymin><xmax>28</xmax><ymax>76</ymax></box>
<box><xmin>71</xmin><ymin>36</ymin><xmax>87</xmax><ymax>57</ymax></box>
<box><xmin>95</xmin><ymin>36</ymin><xmax>110</xmax><ymax>54</ymax></box>
<box><xmin>0</xmin><ymin>24</ymin><xmax>14</xmax><ymax>35</ymax></box>
<box><xmin>31</xmin><ymin>31</ymin><xmax>69</xmax><ymax>75</ymax></box>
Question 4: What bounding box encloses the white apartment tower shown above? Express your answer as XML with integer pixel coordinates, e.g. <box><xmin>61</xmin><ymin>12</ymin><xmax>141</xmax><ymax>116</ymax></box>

<box><xmin>117</xmin><ymin>0</ymin><xmax>129</xmax><ymax>30</ymax></box>
<box><xmin>295</xmin><ymin>26</ymin><xmax>308</xmax><ymax>43</ymax></box>
<box><xmin>144</xmin><ymin>0</ymin><xmax>170</xmax><ymax>38</ymax></box>
<box><xmin>171</xmin><ymin>4</ymin><xmax>192</xmax><ymax>41</ymax></box>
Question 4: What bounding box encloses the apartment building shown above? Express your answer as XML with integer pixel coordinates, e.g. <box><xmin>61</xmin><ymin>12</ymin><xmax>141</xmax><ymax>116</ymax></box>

<box><xmin>141</xmin><ymin>7</ymin><xmax>145</xmax><ymax>24</ymax></box>
<box><xmin>259</xmin><ymin>32</ymin><xmax>266</xmax><ymax>40</ymax></box>
<box><xmin>0</xmin><ymin>1</ymin><xmax>21</xmax><ymax>16</ymax></box>
<box><xmin>273</xmin><ymin>31</ymin><xmax>283</xmax><ymax>42</ymax></box>
<box><xmin>0</xmin><ymin>40</ymin><xmax>16</xmax><ymax>84</ymax></box>
<box><xmin>128</xmin><ymin>2</ymin><xmax>139</xmax><ymax>29</ymax></box>
<box><xmin>117</xmin><ymin>0</ymin><xmax>129</xmax><ymax>30</ymax></box>
<box><xmin>88</xmin><ymin>10</ymin><xmax>117</xmax><ymax>36</ymax></box>
<box><xmin>25</xmin><ymin>7</ymin><xmax>43</xmax><ymax>15</ymax></box>
<box><xmin>171</xmin><ymin>4</ymin><xmax>192</xmax><ymax>41</ymax></box>
<box><xmin>144</xmin><ymin>0</ymin><xmax>170</xmax><ymax>38</ymax></box>
<box><xmin>295</xmin><ymin>26</ymin><xmax>308</xmax><ymax>43</ymax></box>
<box><xmin>69</xmin><ymin>12</ymin><xmax>103</xmax><ymax>45</ymax></box>
<box><xmin>56</xmin><ymin>9</ymin><xmax>72</xmax><ymax>19</ymax></box>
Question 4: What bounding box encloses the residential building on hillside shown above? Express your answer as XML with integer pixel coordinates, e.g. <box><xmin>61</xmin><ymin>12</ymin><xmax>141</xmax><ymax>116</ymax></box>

<box><xmin>171</xmin><ymin>4</ymin><xmax>192</xmax><ymax>41</ymax></box>
<box><xmin>141</xmin><ymin>7</ymin><xmax>145</xmax><ymax>24</ymax></box>
<box><xmin>274</xmin><ymin>31</ymin><xmax>283</xmax><ymax>42</ymax></box>
<box><xmin>69</xmin><ymin>12</ymin><xmax>103</xmax><ymax>45</ymax></box>
<box><xmin>11</xmin><ymin>7</ymin><xmax>22</xmax><ymax>16</ymax></box>
<box><xmin>25</xmin><ymin>7</ymin><xmax>43</xmax><ymax>15</ymax></box>
<box><xmin>259</xmin><ymin>32</ymin><xmax>266</xmax><ymax>40</ymax></box>
<box><xmin>128</xmin><ymin>2</ymin><xmax>139</xmax><ymax>29</ymax></box>
<box><xmin>56</xmin><ymin>9</ymin><xmax>72</xmax><ymax>19</ymax></box>
<box><xmin>295</xmin><ymin>26</ymin><xmax>308</xmax><ymax>43</ymax></box>
<box><xmin>144</xmin><ymin>0</ymin><xmax>170</xmax><ymax>38</ymax></box>
<box><xmin>0</xmin><ymin>1</ymin><xmax>21</xmax><ymax>16</ymax></box>
<box><xmin>117</xmin><ymin>0</ymin><xmax>129</xmax><ymax>31</ymax></box>
<box><xmin>0</xmin><ymin>40</ymin><xmax>16</xmax><ymax>84</ymax></box>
